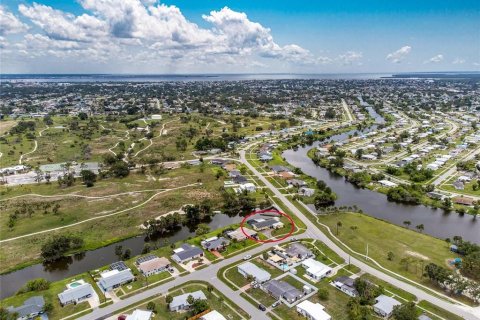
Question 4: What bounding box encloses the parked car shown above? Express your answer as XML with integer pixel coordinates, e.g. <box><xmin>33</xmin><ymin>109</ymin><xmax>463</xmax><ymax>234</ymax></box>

<box><xmin>271</xmin><ymin>301</ymin><xmax>281</xmax><ymax>308</ymax></box>
<box><xmin>243</xmin><ymin>254</ymin><xmax>252</xmax><ymax>260</ymax></box>
<box><xmin>168</xmin><ymin>267</ymin><xmax>175</xmax><ymax>273</ymax></box>
<box><xmin>258</xmin><ymin>304</ymin><xmax>266</xmax><ymax>311</ymax></box>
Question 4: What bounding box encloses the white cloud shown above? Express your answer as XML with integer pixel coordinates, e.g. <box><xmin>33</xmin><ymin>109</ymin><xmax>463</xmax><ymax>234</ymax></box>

<box><xmin>0</xmin><ymin>5</ymin><xmax>29</xmax><ymax>35</ymax></box>
<box><xmin>386</xmin><ymin>46</ymin><xmax>411</xmax><ymax>63</ymax></box>
<box><xmin>12</xmin><ymin>1</ymin><xmax>317</xmax><ymax>67</ymax></box>
<box><xmin>19</xmin><ymin>3</ymin><xmax>108</xmax><ymax>41</ymax></box>
<box><xmin>452</xmin><ymin>58</ymin><xmax>465</xmax><ymax>64</ymax></box>
<box><xmin>424</xmin><ymin>54</ymin><xmax>444</xmax><ymax>64</ymax></box>
<box><xmin>337</xmin><ymin>51</ymin><xmax>362</xmax><ymax>65</ymax></box>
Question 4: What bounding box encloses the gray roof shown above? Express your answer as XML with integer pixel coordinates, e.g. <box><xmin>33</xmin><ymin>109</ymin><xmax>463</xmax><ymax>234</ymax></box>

<box><xmin>286</xmin><ymin>243</ymin><xmax>312</xmax><ymax>258</ymax></box>
<box><xmin>136</xmin><ymin>254</ymin><xmax>157</xmax><ymax>265</ymax></box>
<box><xmin>201</xmin><ymin>237</ymin><xmax>229</xmax><ymax>250</ymax></box>
<box><xmin>58</xmin><ymin>283</ymin><xmax>94</xmax><ymax>304</ymax></box>
<box><xmin>237</xmin><ymin>262</ymin><xmax>271</xmax><ymax>282</ymax></box>
<box><xmin>170</xmin><ymin>290</ymin><xmax>207</xmax><ymax>309</ymax></box>
<box><xmin>99</xmin><ymin>269</ymin><xmax>134</xmax><ymax>289</ymax></box>
<box><xmin>247</xmin><ymin>218</ymin><xmax>279</xmax><ymax>229</ymax></box>
<box><xmin>264</xmin><ymin>280</ymin><xmax>302</xmax><ymax>301</ymax></box>
<box><xmin>334</xmin><ymin>276</ymin><xmax>355</xmax><ymax>287</ymax></box>
<box><xmin>7</xmin><ymin>296</ymin><xmax>44</xmax><ymax>317</ymax></box>
<box><xmin>270</xmin><ymin>165</ymin><xmax>288</xmax><ymax>172</ymax></box>
<box><xmin>173</xmin><ymin>244</ymin><xmax>203</xmax><ymax>261</ymax></box>
<box><xmin>374</xmin><ymin>295</ymin><xmax>401</xmax><ymax>314</ymax></box>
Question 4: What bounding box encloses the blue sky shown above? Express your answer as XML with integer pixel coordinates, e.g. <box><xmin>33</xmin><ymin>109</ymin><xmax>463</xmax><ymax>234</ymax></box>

<box><xmin>0</xmin><ymin>0</ymin><xmax>479</xmax><ymax>73</ymax></box>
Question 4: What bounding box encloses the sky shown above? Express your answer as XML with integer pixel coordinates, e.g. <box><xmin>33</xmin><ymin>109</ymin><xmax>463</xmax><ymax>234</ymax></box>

<box><xmin>0</xmin><ymin>0</ymin><xmax>479</xmax><ymax>74</ymax></box>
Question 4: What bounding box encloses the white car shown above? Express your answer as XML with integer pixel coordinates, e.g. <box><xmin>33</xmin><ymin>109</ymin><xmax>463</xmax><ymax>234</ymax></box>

<box><xmin>243</xmin><ymin>254</ymin><xmax>252</xmax><ymax>260</ymax></box>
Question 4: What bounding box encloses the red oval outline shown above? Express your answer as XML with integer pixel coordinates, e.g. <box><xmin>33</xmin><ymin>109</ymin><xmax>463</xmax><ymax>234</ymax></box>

<box><xmin>240</xmin><ymin>208</ymin><xmax>295</xmax><ymax>243</ymax></box>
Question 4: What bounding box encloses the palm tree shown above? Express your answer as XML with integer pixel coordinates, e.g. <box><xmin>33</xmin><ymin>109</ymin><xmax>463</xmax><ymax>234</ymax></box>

<box><xmin>336</xmin><ymin>221</ymin><xmax>342</xmax><ymax>235</ymax></box>
<box><xmin>403</xmin><ymin>220</ymin><xmax>411</xmax><ymax>228</ymax></box>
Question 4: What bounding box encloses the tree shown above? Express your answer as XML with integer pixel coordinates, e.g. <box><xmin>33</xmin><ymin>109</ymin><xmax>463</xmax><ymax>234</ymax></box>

<box><xmin>336</xmin><ymin>221</ymin><xmax>342</xmax><ymax>235</ymax></box>
<box><xmin>41</xmin><ymin>235</ymin><xmax>84</xmax><ymax>262</ymax></box>
<box><xmin>122</xmin><ymin>248</ymin><xmax>132</xmax><ymax>260</ymax></box>
<box><xmin>17</xmin><ymin>278</ymin><xmax>50</xmax><ymax>294</ymax></box>
<box><xmin>80</xmin><ymin>169</ymin><xmax>96</xmax><ymax>187</ymax></box>
<box><xmin>186</xmin><ymin>295</ymin><xmax>195</xmax><ymax>305</ymax></box>
<box><xmin>415</xmin><ymin>224</ymin><xmax>424</xmax><ymax>233</ymax></box>
<box><xmin>42</xmin><ymin>302</ymin><xmax>53</xmax><ymax>313</ymax></box>
<box><xmin>207</xmin><ymin>284</ymin><xmax>214</xmax><ymax>292</ymax></box>
<box><xmin>110</xmin><ymin>161</ymin><xmax>129</xmax><ymax>178</ymax></box>
<box><xmin>146</xmin><ymin>301</ymin><xmax>156</xmax><ymax>312</ymax></box>
<box><xmin>115</xmin><ymin>245</ymin><xmax>123</xmax><ymax>258</ymax></box>
<box><xmin>387</xmin><ymin>251</ymin><xmax>395</xmax><ymax>261</ymax></box>
<box><xmin>166</xmin><ymin>295</ymin><xmax>173</xmax><ymax>304</ymax></box>
<box><xmin>391</xmin><ymin>302</ymin><xmax>417</xmax><ymax>320</ymax></box>
<box><xmin>195</xmin><ymin>223</ymin><xmax>210</xmax><ymax>236</ymax></box>
<box><xmin>403</xmin><ymin>221</ymin><xmax>411</xmax><ymax>228</ymax></box>
<box><xmin>317</xmin><ymin>287</ymin><xmax>329</xmax><ymax>300</ymax></box>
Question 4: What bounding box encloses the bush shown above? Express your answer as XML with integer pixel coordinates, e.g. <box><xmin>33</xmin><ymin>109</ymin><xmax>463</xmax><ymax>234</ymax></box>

<box><xmin>17</xmin><ymin>278</ymin><xmax>50</xmax><ymax>294</ymax></box>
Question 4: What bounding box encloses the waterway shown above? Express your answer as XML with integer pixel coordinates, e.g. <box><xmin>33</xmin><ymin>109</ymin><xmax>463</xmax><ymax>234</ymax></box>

<box><xmin>282</xmin><ymin>106</ymin><xmax>479</xmax><ymax>245</ymax></box>
<box><xmin>0</xmin><ymin>213</ymin><xmax>241</xmax><ymax>299</ymax></box>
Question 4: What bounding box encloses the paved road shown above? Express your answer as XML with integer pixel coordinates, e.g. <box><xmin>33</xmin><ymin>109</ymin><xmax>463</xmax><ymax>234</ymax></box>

<box><xmin>432</xmin><ymin>146</ymin><xmax>480</xmax><ymax>186</ymax></box>
<box><xmin>240</xmin><ymin>150</ymin><xmax>479</xmax><ymax>320</ymax></box>
<box><xmin>79</xmin><ymin>235</ymin><xmax>302</xmax><ymax>320</ymax></box>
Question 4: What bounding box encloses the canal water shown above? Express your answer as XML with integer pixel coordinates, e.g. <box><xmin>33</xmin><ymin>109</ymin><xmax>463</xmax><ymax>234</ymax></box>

<box><xmin>0</xmin><ymin>213</ymin><xmax>241</xmax><ymax>299</ymax></box>
<box><xmin>282</xmin><ymin>107</ymin><xmax>479</xmax><ymax>244</ymax></box>
<box><xmin>1</xmin><ymin>106</ymin><xmax>478</xmax><ymax>299</ymax></box>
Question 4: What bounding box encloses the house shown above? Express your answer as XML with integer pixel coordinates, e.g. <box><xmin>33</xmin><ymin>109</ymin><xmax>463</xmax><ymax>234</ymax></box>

<box><xmin>296</xmin><ymin>300</ymin><xmax>331</xmax><ymax>320</ymax></box>
<box><xmin>98</xmin><ymin>269</ymin><xmax>135</xmax><ymax>291</ymax></box>
<box><xmin>287</xmin><ymin>179</ymin><xmax>307</xmax><ymax>187</ymax></box>
<box><xmin>232</xmin><ymin>175</ymin><xmax>248</xmax><ymax>184</ymax></box>
<box><xmin>286</xmin><ymin>243</ymin><xmax>313</xmax><ymax>260</ymax></box>
<box><xmin>225</xmin><ymin>227</ymin><xmax>257</xmax><ymax>241</ymax></box>
<box><xmin>279</xmin><ymin>171</ymin><xmax>295</xmax><ymax>180</ymax></box>
<box><xmin>169</xmin><ymin>290</ymin><xmax>207</xmax><ymax>312</ymax></box>
<box><xmin>418</xmin><ymin>315</ymin><xmax>432</xmax><ymax>320</ymax></box>
<box><xmin>298</xmin><ymin>187</ymin><xmax>315</xmax><ymax>197</ymax></box>
<box><xmin>58</xmin><ymin>281</ymin><xmax>94</xmax><ymax>306</ymax></box>
<box><xmin>332</xmin><ymin>276</ymin><xmax>358</xmax><ymax>297</ymax></box>
<box><xmin>270</xmin><ymin>165</ymin><xmax>289</xmax><ymax>173</ymax></box>
<box><xmin>452</xmin><ymin>196</ymin><xmax>475</xmax><ymax>206</ymax></box>
<box><xmin>247</xmin><ymin>217</ymin><xmax>284</xmax><ymax>231</ymax></box>
<box><xmin>200</xmin><ymin>236</ymin><xmax>230</xmax><ymax>251</ymax></box>
<box><xmin>301</xmin><ymin>258</ymin><xmax>332</xmax><ymax>280</ymax></box>
<box><xmin>453</xmin><ymin>180</ymin><xmax>465</xmax><ymax>190</ymax></box>
<box><xmin>237</xmin><ymin>262</ymin><xmax>271</xmax><ymax>283</ymax></box>
<box><xmin>378</xmin><ymin>180</ymin><xmax>397</xmax><ymax>188</ymax></box>
<box><xmin>211</xmin><ymin>159</ymin><xmax>227</xmax><ymax>165</ymax></box>
<box><xmin>110</xmin><ymin>261</ymin><xmax>129</xmax><ymax>271</ymax></box>
<box><xmin>263</xmin><ymin>279</ymin><xmax>303</xmax><ymax>303</ymax></box>
<box><xmin>7</xmin><ymin>296</ymin><xmax>45</xmax><ymax>320</ymax></box>
<box><xmin>427</xmin><ymin>192</ymin><xmax>448</xmax><ymax>201</ymax></box>
<box><xmin>199</xmin><ymin>310</ymin><xmax>227</xmax><ymax>320</ymax></box>
<box><xmin>373</xmin><ymin>295</ymin><xmax>401</xmax><ymax>318</ymax></box>
<box><xmin>228</xmin><ymin>170</ymin><xmax>242</xmax><ymax>178</ymax></box>
<box><xmin>237</xmin><ymin>183</ymin><xmax>256</xmax><ymax>193</ymax></box>
<box><xmin>126</xmin><ymin>309</ymin><xmax>153</xmax><ymax>320</ymax></box>
<box><xmin>136</xmin><ymin>257</ymin><xmax>170</xmax><ymax>276</ymax></box>
<box><xmin>171</xmin><ymin>244</ymin><xmax>204</xmax><ymax>264</ymax></box>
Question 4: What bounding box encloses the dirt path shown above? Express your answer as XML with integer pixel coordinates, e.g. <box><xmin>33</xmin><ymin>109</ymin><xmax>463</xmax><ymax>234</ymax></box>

<box><xmin>0</xmin><ymin>182</ymin><xmax>201</xmax><ymax>243</ymax></box>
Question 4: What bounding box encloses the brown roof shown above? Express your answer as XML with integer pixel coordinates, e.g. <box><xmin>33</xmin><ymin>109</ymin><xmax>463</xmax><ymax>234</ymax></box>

<box><xmin>452</xmin><ymin>197</ymin><xmax>475</xmax><ymax>205</ymax></box>
<box><xmin>279</xmin><ymin>172</ymin><xmax>295</xmax><ymax>179</ymax></box>
<box><xmin>138</xmin><ymin>257</ymin><xmax>170</xmax><ymax>273</ymax></box>
<box><xmin>223</xmin><ymin>163</ymin><xmax>237</xmax><ymax>171</ymax></box>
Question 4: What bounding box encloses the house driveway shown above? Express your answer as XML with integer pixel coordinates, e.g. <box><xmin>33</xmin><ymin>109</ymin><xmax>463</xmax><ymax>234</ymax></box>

<box><xmin>182</xmin><ymin>257</ymin><xmax>211</xmax><ymax>272</ymax></box>
<box><xmin>211</xmin><ymin>250</ymin><xmax>224</xmax><ymax>259</ymax></box>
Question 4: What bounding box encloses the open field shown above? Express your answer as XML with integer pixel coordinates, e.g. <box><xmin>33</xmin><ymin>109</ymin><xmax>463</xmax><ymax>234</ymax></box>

<box><xmin>316</xmin><ymin>212</ymin><xmax>459</xmax><ymax>285</ymax></box>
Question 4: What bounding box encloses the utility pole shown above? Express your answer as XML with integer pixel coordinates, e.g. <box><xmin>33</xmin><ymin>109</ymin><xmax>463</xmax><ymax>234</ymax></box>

<box><xmin>366</xmin><ymin>243</ymin><xmax>369</xmax><ymax>261</ymax></box>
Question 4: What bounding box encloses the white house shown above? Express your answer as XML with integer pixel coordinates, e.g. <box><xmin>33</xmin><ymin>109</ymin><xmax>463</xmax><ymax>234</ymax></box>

<box><xmin>126</xmin><ymin>309</ymin><xmax>153</xmax><ymax>320</ymax></box>
<box><xmin>301</xmin><ymin>258</ymin><xmax>332</xmax><ymax>281</ymax></box>
<box><xmin>169</xmin><ymin>290</ymin><xmax>207</xmax><ymax>312</ymax></box>
<box><xmin>237</xmin><ymin>262</ymin><xmax>271</xmax><ymax>283</ymax></box>
<box><xmin>296</xmin><ymin>300</ymin><xmax>331</xmax><ymax>320</ymax></box>
<box><xmin>58</xmin><ymin>281</ymin><xmax>94</xmax><ymax>306</ymax></box>
<box><xmin>237</xmin><ymin>183</ymin><xmax>256</xmax><ymax>193</ymax></box>
<box><xmin>200</xmin><ymin>310</ymin><xmax>227</xmax><ymax>320</ymax></box>
<box><xmin>373</xmin><ymin>295</ymin><xmax>401</xmax><ymax>318</ymax></box>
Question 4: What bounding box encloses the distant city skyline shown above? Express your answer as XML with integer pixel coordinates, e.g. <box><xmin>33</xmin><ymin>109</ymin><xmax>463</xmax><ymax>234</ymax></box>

<box><xmin>0</xmin><ymin>0</ymin><xmax>479</xmax><ymax>74</ymax></box>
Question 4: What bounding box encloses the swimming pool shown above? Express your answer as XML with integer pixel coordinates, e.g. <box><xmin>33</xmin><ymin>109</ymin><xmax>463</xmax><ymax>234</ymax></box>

<box><xmin>69</xmin><ymin>281</ymin><xmax>82</xmax><ymax>288</ymax></box>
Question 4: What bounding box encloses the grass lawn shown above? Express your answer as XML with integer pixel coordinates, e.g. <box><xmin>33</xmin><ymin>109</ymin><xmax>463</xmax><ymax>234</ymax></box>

<box><xmin>128</xmin><ymin>282</ymin><xmax>248</xmax><ymax>320</ymax></box>
<box><xmin>317</xmin><ymin>212</ymin><xmax>458</xmax><ymax>286</ymax></box>
<box><xmin>245</xmin><ymin>287</ymin><xmax>277</xmax><ymax>306</ymax></box>
<box><xmin>417</xmin><ymin>300</ymin><xmax>464</xmax><ymax>320</ymax></box>
<box><xmin>0</xmin><ymin>273</ymin><xmax>100</xmax><ymax>320</ymax></box>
